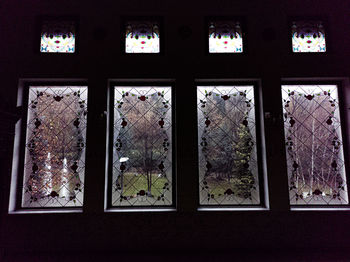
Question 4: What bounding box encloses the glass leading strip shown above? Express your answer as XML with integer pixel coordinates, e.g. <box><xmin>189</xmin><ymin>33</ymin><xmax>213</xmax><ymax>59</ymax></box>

<box><xmin>112</xmin><ymin>86</ymin><xmax>172</xmax><ymax>206</ymax></box>
<box><xmin>197</xmin><ymin>86</ymin><xmax>260</xmax><ymax>205</ymax></box>
<box><xmin>282</xmin><ymin>85</ymin><xmax>348</xmax><ymax>205</ymax></box>
<box><xmin>22</xmin><ymin>86</ymin><xmax>88</xmax><ymax>207</ymax></box>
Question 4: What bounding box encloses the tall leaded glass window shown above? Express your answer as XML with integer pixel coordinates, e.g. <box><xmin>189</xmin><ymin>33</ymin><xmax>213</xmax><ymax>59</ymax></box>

<box><xmin>40</xmin><ymin>21</ymin><xmax>76</xmax><ymax>53</ymax></box>
<box><xmin>208</xmin><ymin>20</ymin><xmax>243</xmax><ymax>53</ymax></box>
<box><xmin>111</xmin><ymin>86</ymin><xmax>173</xmax><ymax>207</ymax></box>
<box><xmin>125</xmin><ymin>21</ymin><xmax>160</xmax><ymax>53</ymax></box>
<box><xmin>291</xmin><ymin>21</ymin><xmax>326</xmax><ymax>53</ymax></box>
<box><xmin>22</xmin><ymin>86</ymin><xmax>88</xmax><ymax>208</ymax></box>
<box><xmin>282</xmin><ymin>85</ymin><xmax>348</xmax><ymax>205</ymax></box>
<box><xmin>197</xmin><ymin>85</ymin><xmax>262</xmax><ymax>205</ymax></box>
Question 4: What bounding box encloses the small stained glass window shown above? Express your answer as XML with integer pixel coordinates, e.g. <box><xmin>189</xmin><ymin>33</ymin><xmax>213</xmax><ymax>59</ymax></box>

<box><xmin>282</xmin><ymin>85</ymin><xmax>348</xmax><ymax>205</ymax></box>
<box><xmin>40</xmin><ymin>21</ymin><xmax>76</xmax><ymax>53</ymax></box>
<box><xmin>125</xmin><ymin>21</ymin><xmax>160</xmax><ymax>53</ymax></box>
<box><xmin>197</xmin><ymin>86</ymin><xmax>260</xmax><ymax>205</ymax></box>
<box><xmin>22</xmin><ymin>86</ymin><xmax>87</xmax><ymax>207</ymax></box>
<box><xmin>112</xmin><ymin>86</ymin><xmax>172</xmax><ymax>206</ymax></box>
<box><xmin>292</xmin><ymin>21</ymin><xmax>326</xmax><ymax>53</ymax></box>
<box><xmin>209</xmin><ymin>21</ymin><xmax>243</xmax><ymax>53</ymax></box>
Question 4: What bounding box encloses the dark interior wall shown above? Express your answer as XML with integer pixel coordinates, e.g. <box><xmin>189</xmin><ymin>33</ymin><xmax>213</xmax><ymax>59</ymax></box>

<box><xmin>1</xmin><ymin>0</ymin><xmax>350</xmax><ymax>260</ymax></box>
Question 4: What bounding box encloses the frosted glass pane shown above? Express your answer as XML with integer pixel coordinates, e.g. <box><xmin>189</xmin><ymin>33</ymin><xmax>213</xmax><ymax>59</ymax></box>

<box><xmin>40</xmin><ymin>21</ymin><xmax>75</xmax><ymax>53</ymax></box>
<box><xmin>282</xmin><ymin>85</ymin><xmax>348</xmax><ymax>205</ymax></box>
<box><xmin>197</xmin><ymin>86</ymin><xmax>260</xmax><ymax>205</ymax></box>
<box><xmin>292</xmin><ymin>21</ymin><xmax>326</xmax><ymax>53</ymax></box>
<box><xmin>112</xmin><ymin>86</ymin><xmax>172</xmax><ymax>206</ymax></box>
<box><xmin>125</xmin><ymin>22</ymin><xmax>160</xmax><ymax>53</ymax></box>
<box><xmin>22</xmin><ymin>86</ymin><xmax>87</xmax><ymax>207</ymax></box>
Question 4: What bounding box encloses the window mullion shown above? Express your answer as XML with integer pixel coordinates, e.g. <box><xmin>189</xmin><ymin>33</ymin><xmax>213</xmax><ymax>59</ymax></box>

<box><xmin>83</xmin><ymin>78</ymin><xmax>108</xmax><ymax>213</ymax></box>
<box><xmin>261</xmin><ymin>77</ymin><xmax>290</xmax><ymax>211</ymax></box>
<box><xmin>175</xmin><ymin>77</ymin><xmax>199</xmax><ymax>212</ymax></box>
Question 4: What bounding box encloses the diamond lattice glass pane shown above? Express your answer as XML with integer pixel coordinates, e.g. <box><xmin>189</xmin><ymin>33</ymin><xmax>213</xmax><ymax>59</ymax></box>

<box><xmin>198</xmin><ymin>86</ymin><xmax>260</xmax><ymax>205</ymax></box>
<box><xmin>282</xmin><ymin>85</ymin><xmax>348</xmax><ymax>205</ymax></box>
<box><xmin>292</xmin><ymin>21</ymin><xmax>326</xmax><ymax>53</ymax></box>
<box><xmin>125</xmin><ymin>21</ymin><xmax>160</xmax><ymax>53</ymax></box>
<box><xmin>22</xmin><ymin>86</ymin><xmax>87</xmax><ymax>207</ymax></box>
<box><xmin>40</xmin><ymin>21</ymin><xmax>75</xmax><ymax>53</ymax></box>
<box><xmin>209</xmin><ymin>21</ymin><xmax>243</xmax><ymax>53</ymax></box>
<box><xmin>112</xmin><ymin>86</ymin><xmax>172</xmax><ymax>206</ymax></box>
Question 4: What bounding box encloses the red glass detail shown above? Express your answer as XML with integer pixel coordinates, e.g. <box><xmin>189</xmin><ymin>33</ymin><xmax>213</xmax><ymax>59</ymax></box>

<box><xmin>221</xmin><ymin>95</ymin><xmax>230</xmax><ymax>100</ymax></box>
<box><xmin>305</xmin><ymin>95</ymin><xmax>313</xmax><ymax>100</ymax></box>
<box><xmin>158</xmin><ymin>118</ymin><xmax>165</xmax><ymax>128</ymax></box>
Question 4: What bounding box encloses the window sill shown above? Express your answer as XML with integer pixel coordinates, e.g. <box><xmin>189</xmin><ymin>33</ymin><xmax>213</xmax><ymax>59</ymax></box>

<box><xmin>197</xmin><ymin>207</ymin><xmax>269</xmax><ymax>211</ymax></box>
<box><xmin>9</xmin><ymin>208</ymin><xmax>83</xmax><ymax>214</ymax></box>
<box><xmin>291</xmin><ymin>207</ymin><xmax>350</xmax><ymax>211</ymax></box>
<box><xmin>104</xmin><ymin>208</ymin><xmax>177</xmax><ymax>213</ymax></box>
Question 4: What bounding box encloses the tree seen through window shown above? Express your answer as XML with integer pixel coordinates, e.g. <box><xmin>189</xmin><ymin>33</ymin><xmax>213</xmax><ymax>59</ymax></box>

<box><xmin>197</xmin><ymin>86</ymin><xmax>260</xmax><ymax>205</ymax></box>
<box><xmin>22</xmin><ymin>86</ymin><xmax>87</xmax><ymax>207</ymax></box>
<box><xmin>112</xmin><ymin>86</ymin><xmax>172</xmax><ymax>206</ymax></box>
<box><xmin>282</xmin><ymin>85</ymin><xmax>348</xmax><ymax>205</ymax></box>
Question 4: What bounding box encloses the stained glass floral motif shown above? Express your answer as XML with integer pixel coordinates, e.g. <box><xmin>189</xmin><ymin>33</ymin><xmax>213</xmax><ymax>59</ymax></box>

<box><xmin>292</xmin><ymin>21</ymin><xmax>326</xmax><ymax>53</ymax></box>
<box><xmin>197</xmin><ymin>86</ymin><xmax>260</xmax><ymax>205</ymax></box>
<box><xmin>209</xmin><ymin>21</ymin><xmax>243</xmax><ymax>53</ymax></box>
<box><xmin>282</xmin><ymin>85</ymin><xmax>348</xmax><ymax>205</ymax></box>
<box><xmin>40</xmin><ymin>21</ymin><xmax>75</xmax><ymax>53</ymax></box>
<box><xmin>125</xmin><ymin>21</ymin><xmax>160</xmax><ymax>53</ymax></box>
<box><xmin>22</xmin><ymin>86</ymin><xmax>88</xmax><ymax>207</ymax></box>
<box><xmin>112</xmin><ymin>86</ymin><xmax>172</xmax><ymax>206</ymax></box>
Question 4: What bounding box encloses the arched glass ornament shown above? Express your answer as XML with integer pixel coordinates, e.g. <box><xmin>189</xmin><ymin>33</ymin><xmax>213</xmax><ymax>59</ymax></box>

<box><xmin>209</xmin><ymin>21</ymin><xmax>243</xmax><ymax>53</ymax></box>
<box><xmin>40</xmin><ymin>21</ymin><xmax>76</xmax><ymax>53</ymax></box>
<box><xmin>292</xmin><ymin>21</ymin><xmax>326</xmax><ymax>53</ymax></box>
<box><xmin>125</xmin><ymin>21</ymin><xmax>160</xmax><ymax>53</ymax></box>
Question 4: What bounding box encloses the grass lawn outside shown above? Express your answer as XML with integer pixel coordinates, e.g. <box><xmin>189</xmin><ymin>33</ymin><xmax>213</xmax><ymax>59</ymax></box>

<box><xmin>117</xmin><ymin>172</ymin><xmax>168</xmax><ymax>198</ymax></box>
<box><xmin>205</xmin><ymin>175</ymin><xmax>255</xmax><ymax>199</ymax></box>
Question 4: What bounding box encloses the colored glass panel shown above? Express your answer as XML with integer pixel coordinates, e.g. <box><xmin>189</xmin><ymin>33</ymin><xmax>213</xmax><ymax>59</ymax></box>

<box><xmin>40</xmin><ymin>21</ymin><xmax>75</xmax><ymax>53</ymax></box>
<box><xmin>125</xmin><ymin>21</ymin><xmax>160</xmax><ymax>53</ymax></box>
<box><xmin>292</xmin><ymin>21</ymin><xmax>326</xmax><ymax>53</ymax></box>
<box><xmin>209</xmin><ymin>21</ymin><xmax>243</xmax><ymax>53</ymax></box>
